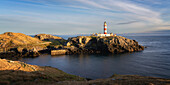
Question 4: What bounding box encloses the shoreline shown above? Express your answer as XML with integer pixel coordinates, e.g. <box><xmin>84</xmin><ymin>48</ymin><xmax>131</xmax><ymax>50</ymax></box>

<box><xmin>0</xmin><ymin>58</ymin><xmax>170</xmax><ymax>85</ymax></box>
<box><xmin>0</xmin><ymin>32</ymin><xmax>145</xmax><ymax>60</ymax></box>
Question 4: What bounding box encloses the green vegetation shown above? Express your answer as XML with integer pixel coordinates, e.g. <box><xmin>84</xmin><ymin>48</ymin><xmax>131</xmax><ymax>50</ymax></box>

<box><xmin>49</xmin><ymin>39</ymin><xmax>67</xmax><ymax>46</ymax></box>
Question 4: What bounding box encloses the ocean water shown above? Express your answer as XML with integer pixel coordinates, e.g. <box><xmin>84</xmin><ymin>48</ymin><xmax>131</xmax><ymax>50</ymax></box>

<box><xmin>20</xmin><ymin>36</ymin><xmax>170</xmax><ymax>79</ymax></box>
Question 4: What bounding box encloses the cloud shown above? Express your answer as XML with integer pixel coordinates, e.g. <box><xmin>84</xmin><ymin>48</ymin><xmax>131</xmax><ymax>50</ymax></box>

<box><xmin>154</xmin><ymin>27</ymin><xmax>170</xmax><ymax>31</ymax></box>
<box><xmin>67</xmin><ymin>5</ymin><xmax>90</xmax><ymax>9</ymax></box>
<box><xmin>159</xmin><ymin>25</ymin><xmax>170</xmax><ymax>27</ymax></box>
<box><xmin>1</xmin><ymin>0</ymin><xmax>169</xmax><ymax>34</ymax></box>
<box><xmin>75</xmin><ymin>0</ymin><xmax>162</xmax><ymax>24</ymax></box>
<box><xmin>112</xmin><ymin>1</ymin><xmax>162</xmax><ymax>23</ymax></box>
<box><xmin>117</xmin><ymin>21</ymin><xmax>139</xmax><ymax>25</ymax></box>
<box><xmin>18</xmin><ymin>0</ymin><xmax>163</xmax><ymax>24</ymax></box>
<box><xmin>74</xmin><ymin>0</ymin><xmax>111</xmax><ymax>10</ymax></box>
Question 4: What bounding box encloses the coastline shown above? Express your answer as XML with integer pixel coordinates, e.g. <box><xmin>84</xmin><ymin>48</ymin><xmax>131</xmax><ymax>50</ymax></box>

<box><xmin>0</xmin><ymin>32</ymin><xmax>144</xmax><ymax>59</ymax></box>
<box><xmin>0</xmin><ymin>58</ymin><xmax>170</xmax><ymax>85</ymax></box>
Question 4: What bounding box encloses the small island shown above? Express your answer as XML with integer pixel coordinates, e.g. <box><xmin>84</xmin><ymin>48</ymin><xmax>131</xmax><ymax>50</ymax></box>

<box><xmin>50</xmin><ymin>35</ymin><xmax>144</xmax><ymax>55</ymax></box>
<box><xmin>51</xmin><ymin>21</ymin><xmax>144</xmax><ymax>55</ymax></box>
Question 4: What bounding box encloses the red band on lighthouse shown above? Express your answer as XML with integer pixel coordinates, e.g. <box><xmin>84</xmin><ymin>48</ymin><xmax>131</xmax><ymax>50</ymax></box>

<box><xmin>104</xmin><ymin>21</ymin><xmax>107</xmax><ymax>34</ymax></box>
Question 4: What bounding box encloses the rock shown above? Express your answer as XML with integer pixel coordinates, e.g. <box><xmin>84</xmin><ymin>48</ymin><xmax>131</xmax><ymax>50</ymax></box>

<box><xmin>35</xmin><ymin>34</ymin><xmax>67</xmax><ymax>46</ymax></box>
<box><xmin>51</xmin><ymin>49</ymin><xmax>67</xmax><ymax>55</ymax></box>
<box><xmin>84</xmin><ymin>37</ymin><xmax>91</xmax><ymax>44</ymax></box>
<box><xmin>67</xmin><ymin>46</ymin><xmax>81</xmax><ymax>54</ymax></box>
<box><xmin>67</xmin><ymin>36</ymin><xmax>92</xmax><ymax>47</ymax></box>
<box><xmin>65</xmin><ymin>42</ymin><xmax>71</xmax><ymax>46</ymax></box>
<box><xmin>34</xmin><ymin>34</ymin><xmax>63</xmax><ymax>41</ymax></box>
<box><xmin>3</xmin><ymin>46</ymin><xmax>48</xmax><ymax>58</ymax></box>
<box><xmin>0</xmin><ymin>32</ymin><xmax>42</xmax><ymax>48</ymax></box>
<box><xmin>78</xmin><ymin>37</ymin><xmax>82</xmax><ymax>43</ymax></box>
<box><xmin>0</xmin><ymin>32</ymin><xmax>52</xmax><ymax>58</ymax></box>
<box><xmin>65</xmin><ymin>36</ymin><xmax>144</xmax><ymax>54</ymax></box>
<box><xmin>0</xmin><ymin>32</ymin><xmax>50</xmax><ymax>58</ymax></box>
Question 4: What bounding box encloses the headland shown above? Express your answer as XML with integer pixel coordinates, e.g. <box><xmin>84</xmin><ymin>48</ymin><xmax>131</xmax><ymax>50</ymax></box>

<box><xmin>0</xmin><ymin>32</ymin><xmax>144</xmax><ymax>58</ymax></box>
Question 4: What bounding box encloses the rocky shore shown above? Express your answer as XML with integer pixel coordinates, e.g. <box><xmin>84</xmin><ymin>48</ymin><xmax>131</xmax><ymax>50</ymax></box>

<box><xmin>0</xmin><ymin>32</ymin><xmax>51</xmax><ymax>59</ymax></box>
<box><xmin>0</xmin><ymin>58</ymin><xmax>170</xmax><ymax>85</ymax></box>
<box><xmin>0</xmin><ymin>32</ymin><xmax>144</xmax><ymax>58</ymax></box>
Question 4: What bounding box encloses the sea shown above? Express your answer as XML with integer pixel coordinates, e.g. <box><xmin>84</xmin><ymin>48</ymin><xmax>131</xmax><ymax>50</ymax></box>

<box><xmin>21</xmin><ymin>34</ymin><xmax>170</xmax><ymax>79</ymax></box>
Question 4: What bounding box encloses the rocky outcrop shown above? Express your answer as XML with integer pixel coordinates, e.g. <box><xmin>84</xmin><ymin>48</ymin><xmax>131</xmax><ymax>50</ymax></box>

<box><xmin>35</xmin><ymin>34</ymin><xmax>67</xmax><ymax>46</ymax></box>
<box><xmin>34</xmin><ymin>34</ymin><xmax>63</xmax><ymax>41</ymax></box>
<box><xmin>0</xmin><ymin>32</ymin><xmax>42</xmax><ymax>48</ymax></box>
<box><xmin>0</xmin><ymin>46</ymin><xmax>49</xmax><ymax>59</ymax></box>
<box><xmin>0</xmin><ymin>32</ymin><xmax>51</xmax><ymax>58</ymax></box>
<box><xmin>65</xmin><ymin>36</ymin><xmax>144</xmax><ymax>54</ymax></box>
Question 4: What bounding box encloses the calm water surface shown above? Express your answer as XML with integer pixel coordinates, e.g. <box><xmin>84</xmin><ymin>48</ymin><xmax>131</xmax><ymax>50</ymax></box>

<box><xmin>20</xmin><ymin>36</ymin><xmax>170</xmax><ymax>79</ymax></box>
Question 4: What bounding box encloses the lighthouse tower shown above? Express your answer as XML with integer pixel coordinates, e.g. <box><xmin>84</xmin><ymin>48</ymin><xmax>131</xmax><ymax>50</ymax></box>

<box><xmin>94</xmin><ymin>21</ymin><xmax>114</xmax><ymax>37</ymax></box>
<box><xmin>104</xmin><ymin>21</ymin><xmax>107</xmax><ymax>34</ymax></box>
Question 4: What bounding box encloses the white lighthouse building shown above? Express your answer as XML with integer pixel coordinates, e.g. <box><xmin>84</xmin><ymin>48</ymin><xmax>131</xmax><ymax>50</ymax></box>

<box><xmin>95</xmin><ymin>21</ymin><xmax>114</xmax><ymax>37</ymax></box>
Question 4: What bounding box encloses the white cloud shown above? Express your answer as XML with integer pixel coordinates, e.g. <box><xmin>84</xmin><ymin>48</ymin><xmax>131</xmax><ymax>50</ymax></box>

<box><xmin>74</xmin><ymin>0</ymin><xmax>162</xmax><ymax>24</ymax></box>
<box><xmin>18</xmin><ymin>0</ymin><xmax>163</xmax><ymax>24</ymax></box>
<box><xmin>74</xmin><ymin>0</ymin><xmax>111</xmax><ymax>10</ymax></box>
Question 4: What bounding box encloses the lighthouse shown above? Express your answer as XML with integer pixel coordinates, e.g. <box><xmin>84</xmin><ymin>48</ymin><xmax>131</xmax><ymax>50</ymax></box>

<box><xmin>104</xmin><ymin>21</ymin><xmax>107</xmax><ymax>34</ymax></box>
<box><xmin>94</xmin><ymin>21</ymin><xmax>115</xmax><ymax>37</ymax></box>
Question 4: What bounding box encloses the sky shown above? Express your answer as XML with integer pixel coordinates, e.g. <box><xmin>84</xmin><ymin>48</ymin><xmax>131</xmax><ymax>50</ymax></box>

<box><xmin>0</xmin><ymin>0</ymin><xmax>170</xmax><ymax>35</ymax></box>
